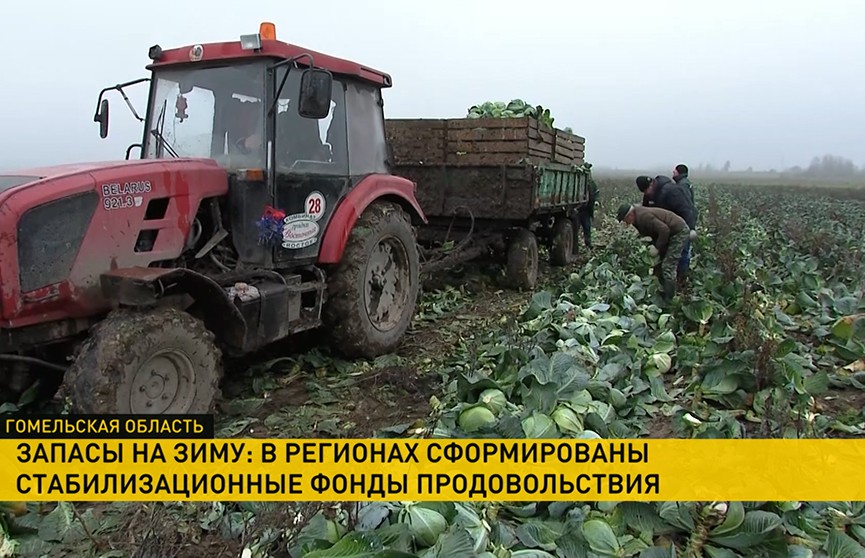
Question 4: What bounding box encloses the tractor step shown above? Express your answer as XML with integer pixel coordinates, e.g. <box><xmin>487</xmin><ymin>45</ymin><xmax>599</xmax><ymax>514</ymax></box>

<box><xmin>284</xmin><ymin>281</ymin><xmax>326</xmax><ymax>294</ymax></box>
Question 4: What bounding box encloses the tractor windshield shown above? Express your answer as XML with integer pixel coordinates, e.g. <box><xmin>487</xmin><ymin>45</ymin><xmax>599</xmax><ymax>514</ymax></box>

<box><xmin>143</xmin><ymin>61</ymin><xmax>267</xmax><ymax>170</ymax></box>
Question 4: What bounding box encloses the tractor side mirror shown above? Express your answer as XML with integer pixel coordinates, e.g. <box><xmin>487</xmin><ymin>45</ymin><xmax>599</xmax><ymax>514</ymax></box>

<box><xmin>95</xmin><ymin>99</ymin><xmax>110</xmax><ymax>139</ymax></box>
<box><xmin>297</xmin><ymin>68</ymin><xmax>332</xmax><ymax>119</ymax></box>
<box><xmin>179</xmin><ymin>79</ymin><xmax>194</xmax><ymax>95</ymax></box>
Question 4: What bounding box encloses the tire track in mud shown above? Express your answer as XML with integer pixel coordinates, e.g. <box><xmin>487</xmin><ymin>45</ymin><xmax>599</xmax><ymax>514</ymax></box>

<box><xmin>213</xmin><ymin>264</ymin><xmax>548</xmax><ymax>440</ymax></box>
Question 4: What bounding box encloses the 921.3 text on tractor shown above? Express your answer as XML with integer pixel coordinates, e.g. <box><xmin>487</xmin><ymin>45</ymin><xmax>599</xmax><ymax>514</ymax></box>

<box><xmin>0</xmin><ymin>22</ymin><xmax>427</xmax><ymax>415</ymax></box>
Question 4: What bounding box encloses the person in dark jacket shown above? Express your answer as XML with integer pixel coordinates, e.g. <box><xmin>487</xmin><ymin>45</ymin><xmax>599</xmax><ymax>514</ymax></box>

<box><xmin>635</xmin><ymin>175</ymin><xmax>697</xmax><ymax>281</ymax></box>
<box><xmin>636</xmin><ymin>175</ymin><xmax>672</xmax><ymax>208</ymax></box>
<box><xmin>672</xmin><ymin>164</ymin><xmax>696</xmax><ymax>280</ymax></box>
<box><xmin>617</xmin><ymin>203</ymin><xmax>688</xmax><ymax>302</ymax></box>
<box><xmin>672</xmin><ymin>164</ymin><xmax>694</xmax><ymax>202</ymax></box>
<box><xmin>576</xmin><ymin>163</ymin><xmax>599</xmax><ymax>248</ymax></box>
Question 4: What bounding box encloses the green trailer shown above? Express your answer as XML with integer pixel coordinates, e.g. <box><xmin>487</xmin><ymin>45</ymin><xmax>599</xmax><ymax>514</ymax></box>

<box><xmin>385</xmin><ymin>116</ymin><xmax>592</xmax><ymax>289</ymax></box>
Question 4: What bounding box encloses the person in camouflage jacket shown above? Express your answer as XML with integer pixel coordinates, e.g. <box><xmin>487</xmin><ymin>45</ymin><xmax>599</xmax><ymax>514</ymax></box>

<box><xmin>616</xmin><ymin>203</ymin><xmax>688</xmax><ymax>302</ymax></box>
<box><xmin>635</xmin><ymin>174</ymin><xmax>698</xmax><ymax>282</ymax></box>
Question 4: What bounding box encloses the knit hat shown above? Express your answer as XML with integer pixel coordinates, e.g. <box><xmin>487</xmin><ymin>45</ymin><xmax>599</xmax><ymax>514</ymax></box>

<box><xmin>617</xmin><ymin>203</ymin><xmax>633</xmax><ymax>221</ymax></box>
<box><xmin>635</xmin><ymin>175</ymin><xmax>652</xmax><ymax>192</ymax></box>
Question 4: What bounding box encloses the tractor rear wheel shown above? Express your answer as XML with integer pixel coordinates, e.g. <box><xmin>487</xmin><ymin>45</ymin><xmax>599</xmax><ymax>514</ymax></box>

<box><xmin>505</xmin><ymin>227</ymin><xmax>539</xmax><ymax>290</ymax></box>
<box><xmin>549</xmin><ymin>216</ymin><xmax>576</xmax><ymax>266</ymax></box>
<box><xmin>323</xmin><ymin>201</ymin><xmax>420</xmax><ymax>359</ymax></box>
<box><xmin>65</xmin><ymin>307</ymin><xmax>222</xmax><ymax>414</ymax></box>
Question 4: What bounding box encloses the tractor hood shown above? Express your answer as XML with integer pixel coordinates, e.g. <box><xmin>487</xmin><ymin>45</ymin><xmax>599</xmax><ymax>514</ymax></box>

<box><xmin>0</xmin><ymin>159</ymin><xmax>224</xmax><ymax>196</ymax></box>
<box><xmin>0</xmin><ymin>174</ymin><xmax>44</xmax><ymax>192</ymax></box>
<box><xmin>1</xmin><ymin>161</ymin><xmax>156</xmax><ymax>193</ymax></box>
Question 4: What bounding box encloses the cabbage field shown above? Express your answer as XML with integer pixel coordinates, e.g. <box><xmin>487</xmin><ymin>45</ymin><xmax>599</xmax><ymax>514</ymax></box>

<box><xmin>2</xmin><ymin>178</ymin><xmax>865</xmax><ymax>558</ymax></box>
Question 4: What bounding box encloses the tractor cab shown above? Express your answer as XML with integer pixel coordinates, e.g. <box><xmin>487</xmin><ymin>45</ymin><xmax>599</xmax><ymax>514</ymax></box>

<box><xmin>95</xmin><ymin>22</ymin><xmax>392</xmax><ymax>270</ymax></box>
<box><xmin>0</xmin><ymin>23</ymin><xmax>424</xmax><ymax>415</ymax></box>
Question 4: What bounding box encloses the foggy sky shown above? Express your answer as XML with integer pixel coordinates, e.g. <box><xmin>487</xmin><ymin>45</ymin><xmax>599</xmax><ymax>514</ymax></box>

<box><xmin>1</xmin><ymin>0</ymin><xmax>863</xmax><ymax>173</ymax></box>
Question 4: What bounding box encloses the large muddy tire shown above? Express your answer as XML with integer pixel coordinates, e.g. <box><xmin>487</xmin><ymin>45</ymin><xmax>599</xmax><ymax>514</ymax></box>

<box><xmin>550</xmin><ymin>217</ymin><xmax>576</xmax><ymax>266</ymax></box>
<box><xmin>572</xmin><ymin>215</ymin><xmax>585</xmax><ymax>254</ymax></box>
<box><xmin>65</xmin><ymin>307</ymin><xmax>222</xmax><ymax>414</ymax></box>
<box><xmin>505</xmin><ymin>228</ymin><xmax>538</xmax><ymax>290</ymax></box>
<box><xmin>323</xmin><ymin>201</ymin><xmax>420</xmax><ymax>359</ymax></box>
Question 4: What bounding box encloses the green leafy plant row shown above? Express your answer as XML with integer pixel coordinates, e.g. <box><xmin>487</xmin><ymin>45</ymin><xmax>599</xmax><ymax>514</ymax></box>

<box><xmin>279</xmin><ymin>181</ymin><xmax>865</xmax><ymax>558</ymax></box>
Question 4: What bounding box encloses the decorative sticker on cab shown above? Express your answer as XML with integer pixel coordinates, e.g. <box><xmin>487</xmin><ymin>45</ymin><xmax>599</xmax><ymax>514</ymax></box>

<box><xmin>282</xmin><ymin>213</ymin><xmax>320</xmax><ymax>250</ymax></box>
<box><xmin>304</xmin><ymin>191</ymin><xmax>326</xmax><ymax>222</ymax></box>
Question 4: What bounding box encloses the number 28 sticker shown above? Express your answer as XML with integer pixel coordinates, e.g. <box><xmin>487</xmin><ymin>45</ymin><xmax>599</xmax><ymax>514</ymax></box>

<box><xmin>305</xmin><ymin>191</ymin><xmax>326</xmax><ymax>221</ymax></box>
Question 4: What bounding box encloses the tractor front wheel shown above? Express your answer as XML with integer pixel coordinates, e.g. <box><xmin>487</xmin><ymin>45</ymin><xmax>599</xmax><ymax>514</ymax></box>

<box><xmin>323</xmin><ymin>201</ymin><xmax>420</xmax><ymax>359</ymax></box>
<box><xmin>65</xmin><ymin>307</ymin><xmax>223</xmax><ymax>414</ymax></box>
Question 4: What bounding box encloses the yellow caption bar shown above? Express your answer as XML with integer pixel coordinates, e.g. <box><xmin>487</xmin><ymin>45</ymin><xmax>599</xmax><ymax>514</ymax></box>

<box><xmin>1</xmin><ymin>439</ymin><xmax>862</xmax><ymax>501</ymax></box>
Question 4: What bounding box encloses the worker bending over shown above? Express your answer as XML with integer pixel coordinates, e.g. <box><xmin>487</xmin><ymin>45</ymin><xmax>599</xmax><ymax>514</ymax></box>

<box><xmin>616</xmin><ymin>203</ymin><xmax>689</xmax><ymax>303</ymax></box>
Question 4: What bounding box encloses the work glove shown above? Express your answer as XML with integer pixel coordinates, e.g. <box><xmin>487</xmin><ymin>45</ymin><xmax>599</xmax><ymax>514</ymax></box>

<box><xmin>648</xmin><ymin>245</ymin><xmax>659</xmax><ymax>258</ymax></box>
<box><xmin>689</xmin><ymin>229</ymin><xmax>697</xmax><ymax>240</ymax></box>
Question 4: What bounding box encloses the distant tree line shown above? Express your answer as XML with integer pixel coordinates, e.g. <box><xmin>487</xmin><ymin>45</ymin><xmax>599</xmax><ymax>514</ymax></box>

<box><xmin>782</xmin><ymin>155</ymin><xmax>864</xmax><ymax>179</ymax></box>
<box><xmin>594</xmin><ymin>154</ymin><xmax>865</xmax><ymax>184</ymax></box>
<box><xmin>691</xmin><ymin>155</ymin><xmax>864</xmax><ymax>179</ymax></box>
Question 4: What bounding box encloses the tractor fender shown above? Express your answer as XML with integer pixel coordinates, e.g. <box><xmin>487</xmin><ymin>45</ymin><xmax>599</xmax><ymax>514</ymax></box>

<box><xmin>317</xmin><ymin>174</ymin><xmax>427</xmax><ymax>264</ymax></box>
<box><xmin>100</xmin><ymin>266</ymin><xmax>247</xmax><ymax>351</ymax></box>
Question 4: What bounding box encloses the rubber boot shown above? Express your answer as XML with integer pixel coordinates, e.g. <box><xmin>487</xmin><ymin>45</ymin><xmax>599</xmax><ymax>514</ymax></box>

<box><xmin>662</xmin><ymin>278</ymin><xmax>676</xmax><ymax>302</ymax></box>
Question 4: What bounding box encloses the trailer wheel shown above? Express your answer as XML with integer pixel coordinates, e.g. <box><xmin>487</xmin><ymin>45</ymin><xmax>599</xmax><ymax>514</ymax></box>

<box><xmin>65</xmin><ymin>307</ymin><xmax>222</xmax><ymax>415</ymax></box>
<box><xmin>324</xmin><ymin>201</ymin><xmax>420</xmax><ymax>359</ymax></box>
<box><xmin>550</xmin><ymin>217</ymin><xmax>576</xmax><ymax>266</ymax></box>
<box><xmin>505</xmin><ymin>228</ymin><xmax>538</xmax><ymax>290</ymax></box>
<box><xmin>569</xmin><ymin>215</ymin><xmax>582</xmax><ymax>252</ymax></box>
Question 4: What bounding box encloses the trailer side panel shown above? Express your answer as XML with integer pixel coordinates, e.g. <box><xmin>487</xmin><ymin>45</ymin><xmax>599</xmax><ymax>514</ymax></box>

<box><xmin>391</xmin><ymin>162</ymin><xmax>589</xmax><ymax>222</ymax></box>
<box><xmin>385</xmin><ymin>117</ymin><xmax>586</xmax><ymax>167</ymax></box>
<box><xmin>390</xmin><ymin>164</ymin><xmax>535</xmax><ymax>221</ymax></box>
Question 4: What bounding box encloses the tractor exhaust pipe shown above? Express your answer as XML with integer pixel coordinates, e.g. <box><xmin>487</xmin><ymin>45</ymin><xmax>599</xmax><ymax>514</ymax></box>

<box><xmin>0</xmin><ymin>355</ymin><xmax>67</xmax><ymax>373</ymax></box>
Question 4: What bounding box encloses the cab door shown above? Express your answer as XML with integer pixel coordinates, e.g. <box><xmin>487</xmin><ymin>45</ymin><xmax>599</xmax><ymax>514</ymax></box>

<box><xmin>270</xmin><ymin>70</ymin><xmax>349</xmax><ymax>267</ymax></box>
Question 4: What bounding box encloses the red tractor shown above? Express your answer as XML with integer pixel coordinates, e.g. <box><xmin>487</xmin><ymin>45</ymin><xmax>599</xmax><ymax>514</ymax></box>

<box><xmin>0</xmin><ymin>23</ymin><xmax>426</xmax><ymax>415</ymax></box>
